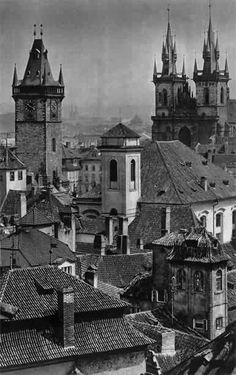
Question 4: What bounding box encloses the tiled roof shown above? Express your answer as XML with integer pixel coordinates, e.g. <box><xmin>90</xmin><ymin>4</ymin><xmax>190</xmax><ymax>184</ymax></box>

<box><xmin>77</xmin><ymin>184</ymin><xmax>102</xmax><ymax>199</ymax></box>
<box><xmin>0</xmin><ymin>146</ymin><xmax>25</xmax><ymax>170</ymax></box>
<box><xmin>1</xmin><ymin>316</ymin><xmax>152</xmax><ymax>369</ymax></box>
<box><xmin>19</xmin><ymin>206</ymin><xmax>55</xmax><ymax>226</ymax></box>
<box><xmin>128</xmin><ymin>204</ymin><xmax>197</xmax><ymax>251</ymax></box>
<box><xmin>101</xmin><ymin>123</ymin><xmax>140</xmax><ymax>138</ymax></box>
<box><xmin>223</xmin><ymin>242</ymin><xmax>236</xmax><ymax>268</ymax></box>
<box><xmin>0</xmin><ymin>266</ymin><xmax>128</xmax><ymax>320</ymax></box>
<box><xmin>122</xmin><ymin>272</ymin><xmax>152</xmax><ymax>296</ymax></box>
<box><xmin>77</xmin><ymin>253</ymin><xmax>153</xmax><ymax>288</ymax></box>
<box><xmin>1</xmin><ymin>190</ymin><xmax>26</xmax><ymax>216</ymax></box>
<box><xmin>76</xmin><ymin>242</ymin><xmax>100</xmax><ymax>255</ymax></box>
<box><xmin>140</xmin><ymin>140</ymin><xmax>236</xmax><ymax>204</ymax></box>
<box><xmin>97</xmin><ymin>280</ymin><xmax>122</xmax><ymax>299</ymax></box>
<box><xmin>166</xmin><ymin>321</ymin><xmax>236</xmax><ymax>375</ymax></box>
<box><xmin>0</xmin><ymin>228</ymin><xmax>76</xmax><ymax>268</ymax></box>
<box><xmin>76</xmin><ymin>215</ymin><xmax>105</xmax><ymax>234</ymax></box>
<box><xmin>127</xmin><ymin>311</ymin><xmax>208</xmax><ymax>374</ymax></box>
<box><xmin>166</xmin><ymin>228</ymin><xmax>230</xmax><ymax>264</ymax></box>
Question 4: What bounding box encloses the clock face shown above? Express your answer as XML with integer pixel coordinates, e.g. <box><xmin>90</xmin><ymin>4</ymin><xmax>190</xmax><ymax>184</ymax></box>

<box><xmin>24</xmin><ymin>100</ymin><xmax>36</xmax><ymax>120</ymax></box>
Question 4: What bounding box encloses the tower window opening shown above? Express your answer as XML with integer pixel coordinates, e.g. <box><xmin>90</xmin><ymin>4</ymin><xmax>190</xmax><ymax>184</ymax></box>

<box><xmin>220</xmin><ymin>87</ymin><xmax>224</xmax><ymax>104</ymax></box>
<box><xmin>216</xmin><ymin>317</ymin><xmax>223</xmax><ymax>330</ymax></box>
<box><xmin>158</xmin><ymin>92</ymin><xmax>162</xmax><ymax>104</ymax></box>
<box><xmin>176</xmin><ymin>269</ymin><xmax>186</xmax><ymax>290</ymax></box>
<box><xmin>204</xmin><ymin>87</ymin><xmax>209</xmax><ymax>105</ymax></box>
<box><xmin>163</xmin><ymin>89</ymin><xmax>168</xmax><ymax>106</ymax></box>
<box><xmin>200</xmin><ymin>215</ymin><xmax>206</xmax><ymax>228</ymax></box>
<box><xmin>130</xmin><ymin>159</ymin><xmax>136</xmax><ymax>190</ymax></box>
<box><xmin>194</xmin><ymin>271</ymin><xmax>204</xmax><ymax>292</ymax></box>
<box><xmin>110</xmin><ymin>159</ymin><xmax>118</xmax><ymax>189</ymax></box>
<box><xmin>216</xmin><ymin>269</ymin><xmax>223</xmax><ymax>291</ymax></box>
<box><xmin>52</xmin><ymin>138</ymin><xmax>56</xmax><ymax>152</ymax></box>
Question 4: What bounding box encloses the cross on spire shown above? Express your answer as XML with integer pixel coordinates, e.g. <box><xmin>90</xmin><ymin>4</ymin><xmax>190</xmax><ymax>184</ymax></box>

<box><xmin>167</xmin><ymin>4</ymin><xmax>170</xmax><ymax>23</ymax></box>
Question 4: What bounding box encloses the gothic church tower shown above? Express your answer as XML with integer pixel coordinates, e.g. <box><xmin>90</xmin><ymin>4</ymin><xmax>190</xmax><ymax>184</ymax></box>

<box><xmin>12</xmin><ymin>25</ymin><xmax>64</xmax><ymax>185</ymax></box>
<box><xmin>193</xmin><ymin>4</ymin><xmax>230</xmax><ymax>139</ymax></box>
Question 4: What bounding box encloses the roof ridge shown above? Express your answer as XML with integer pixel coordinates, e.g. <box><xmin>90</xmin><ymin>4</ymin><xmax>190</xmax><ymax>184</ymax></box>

<box><xmin>155</xmin><ymin>142</ymin><xmax>185</xmax><ymax>204</ymax></box>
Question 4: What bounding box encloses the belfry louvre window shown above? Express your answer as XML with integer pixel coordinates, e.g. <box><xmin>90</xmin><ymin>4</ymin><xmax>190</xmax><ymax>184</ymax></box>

<box><xmin>110</xmin><ymin>159</ymin><xmax>118</xmax><ymax>189</ymax></box>
<box><xmin>176</xmin><ymin>269</ymin><xmax>186</xmax><ymax>290</ymax></box>
<box><xmin>216</xmin><ymin>269</ymin><xmax>223</xmax><ymax>291</ymax></box>
<box><xmin>204</xmin><ymin>87</ymin><xmax>209</xmax><ymax>104</ymax></box>
<box><xmin>220</xmin><ymin>87</ymin><xmax>224</xmax><ymax>104</ymax></box>
<box><xmin>52</xmin><ymin>138</ymin><xmax>56</xmax><ymax>152</ymax></box>
<box><xmin>130</xmin><ymin>159</ymin><xmax>136</xmax><ymax>190</ymax></box>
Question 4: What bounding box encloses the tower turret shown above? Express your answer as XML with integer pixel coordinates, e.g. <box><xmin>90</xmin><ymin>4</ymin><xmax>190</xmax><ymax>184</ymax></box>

<box><xmin>12</xmin><ymin>64</ymin><xmax>18</xmax><ymax>87</ymax></box>
<box><xmin>12</xmin><ymin>26</ymin><xmax>65</xmax><ymax>185</ymax></box>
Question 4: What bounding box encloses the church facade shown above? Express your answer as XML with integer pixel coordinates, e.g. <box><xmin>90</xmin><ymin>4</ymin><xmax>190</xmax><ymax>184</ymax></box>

<box><xmin>152</xmin><ymin>7</ymin><xmax>230</xmax><ymax>147</ymax></box>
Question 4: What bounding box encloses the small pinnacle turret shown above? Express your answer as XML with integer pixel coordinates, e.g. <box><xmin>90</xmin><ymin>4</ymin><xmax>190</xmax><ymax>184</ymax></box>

<box><xmin>58</xmin><ymin>64</ymin><xmax>64</xmax><ymax>86</ymax></box>
<box><xmin>12</xmin><ymin>64</ymin><xmax>18</xmax><ymax>86</ymax></box>
<box><xmin>182</xmin><ymin>57</ymin><xmax>186</xmax><ymax>77</ymax></box>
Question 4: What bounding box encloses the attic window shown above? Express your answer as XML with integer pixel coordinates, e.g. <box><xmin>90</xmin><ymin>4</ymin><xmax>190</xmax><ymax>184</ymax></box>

<box><xmin>157</xmin><ymin>190</ymin><xmax>165</xmax><ymax>196</ymax></box>
<box><xmin>209</xmin><ymin>182</ymin><xmax>216</xmax><ymax>188</ymax></box>
<box><xmin>223</xmin><ymin>180</ymin><xmax>229</xmax><ymax>186</ymax></box>
<box><xmin>27</xmin><ymin>70</ymin><xmax>30</xmax><ymax>76</ymax></box>
<box><xmin>178</xmin><ymin>189</ymin><xmax>184</xmax><ymax>194</ymax></box>
<box><xmin>36</xmin><ymin>70</ymin><xmax>40</xmax><ymax>77</ymax></box>
<box><xmin>185</xmin><ymin>161</ymin><xmax>192</xmax><ymax>167</ymax></box>
<box><xmin>34</xmin><ymin>277</ymin><xmax>54</xmax><ymax>294</ymax></box>
<box><xmin>202</xmin><ymin>160</ymin><xmax>208</xmax><ymax>166</ymax></box>
<box><xmin>190</xmin><ymin>187</ymin><xmax>197</xmax><ymax>192</ymax></box>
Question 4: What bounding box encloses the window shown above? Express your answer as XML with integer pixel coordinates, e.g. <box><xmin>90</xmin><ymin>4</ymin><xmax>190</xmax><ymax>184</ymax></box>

<box><xmin>110</xmin><ymin>159</ymin><xmax>118</xmax><ymax>188</ymax></box>
<box><xmin>216</xmin><ymin>317</ymin><xmax>223</xmax><ymax>330</ymax></box>
<box><xmin>151</xmin><ymin>289</ymin><xmax>166</xmax><ymax>302</ymax></box>
<box><xmin>0</xmin><ymin>175</ymin><xmax>2</xmax><ymax>181</ymax></box>
<box><xmin>194</xmin><ymin>271</ymin><xmax>204</xmax><ymax>292</ymax></box>
<box><xmin>10</xmin><ymin>171</ymin><xmax>15</xmax><ymax>181</ymax></box>
<box><xmin>158</xmin><ymin>92</ymin><xmax>162</xmax><ymax>103</ymax></box>
<box><xmin>176</xmin><ymin>269</ymin><xmax>186</xmax><ymax>290</ymax></box>
<box><xmin>130</xmin><ymin>159</ymin><xmax>135</xmax><ymax>182</ymax></box>
<box><xmin>216</xmin><ymin>213</ymin><xmax>221</xmax><ymax>227</ymax></box>
<box><xmin>92</xmin><ymin>165</ymin><xmax>95</xmax><ymax>171</ymax></box>
<box><xmin>216</xmin><ymin>269</ymin><xmax>223</xmax><ymax>291</ymax></box>
<box><xmin>62</xmin><ymin>266</ymin><xmax>72</xmax><ymax>274</ymax></box>
<box><xmin>200</xmin><ymin>215</ymin><xmax>206</xmax><ymax>228</ymax></box>
<box><xmin>18</xmin><ymin>171</ymin><xmax>23</xmax><ymax>180</ymax></box>
<box><xmin>163</xmin><ymin>89</ymin><xmax>168</xmax><ymax>106</ymax></box>
<box><xmin>52</xmin><ymin>138</ymin><xmax>56</xmax><ymax>152</ymax></box>
<box><xmin>232</xmin><ymin>211</ymin><xmax>236</xmax><ymax>238</ymax></box>
<box><xmin>193</xmin><ymin>318</ymin><xmax>208</xmax><ymax>331</ymax></box>
<box><xmin>204</xmin><ymin>87</ymin><xmax>209</xmax><ymax>104</ymax></box>
<box><xmin>220</xmin><ymin>87</ymin><xmax>224</xmax><ymax>104</ymax></box>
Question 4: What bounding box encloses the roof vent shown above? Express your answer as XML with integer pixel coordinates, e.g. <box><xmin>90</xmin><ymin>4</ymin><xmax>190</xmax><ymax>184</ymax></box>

<box><xmin>223</xmin><ymin>179</ymin><xmax>229</xmax><ymax>186</ymax></box>
<box><xmin>202</xmin><ymin>160</ymin><xmax>208</xmax><ymax>166</ymax></box>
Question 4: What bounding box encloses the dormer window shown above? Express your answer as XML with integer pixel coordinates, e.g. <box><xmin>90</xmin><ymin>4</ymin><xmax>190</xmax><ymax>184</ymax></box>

<box><xmin>26</xmin><ymin>70</ymin><xmax>31</xmax><ymax>76</ymax></box>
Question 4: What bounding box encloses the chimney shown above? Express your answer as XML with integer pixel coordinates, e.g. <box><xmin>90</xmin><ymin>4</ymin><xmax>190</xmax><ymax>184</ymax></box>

<box><xmin>117</xmin><ymin>235</ymin><xmax>130</xmax><ymax>255</ymax></box>
<box><xmin>94</xmin><ymin>234</ymin><xmax>106</xmax><ymax>256</ymax></box>
<box><xmin>165</xmin><ymin>206</ymin><xmax>171</xmax><ymax>234</ymax></box>
<box><xmin>57</xmin><ymin>287</ymin><xmax>75</xmax><ymax>348</ymax></box>
<box><xmin>200</xmin><ymin>176</ymin><xmax>208</xmax><ymax>191</ymax></box>
<box><xmin>84</xmin><ymin>265</ymin><xmax>98</xmax><ymax>289</ymax></box>
<box><xmin>105</xmin><ymin>216</ymin><xmax>113</xmax><ymax>245</ymax></box>
<box><xmin>20</xmin><ymin>192</ymin><xmax>27</xmax><ymax>217</ymax></box>
<box><xmin>160</xmin><ymin>330</ymin><xmax>175</xmax><ymax>356</ymax></box>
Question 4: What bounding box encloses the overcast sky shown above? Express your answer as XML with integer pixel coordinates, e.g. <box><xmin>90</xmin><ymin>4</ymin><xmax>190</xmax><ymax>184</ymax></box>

<box><xmin>0</xmin><ymin>0</ymin><xmax>235</xmax><ymax>117</ymax></box>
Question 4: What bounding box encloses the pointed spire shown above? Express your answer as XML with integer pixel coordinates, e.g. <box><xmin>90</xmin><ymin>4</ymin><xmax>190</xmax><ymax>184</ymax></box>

<box><xmin>42</xmin><ymin>63</ymin><xmax>46</xmax><ymax>85</ymax></box>
<box><xmin>33</xmin><ymin>24</ymin><xmax>36</xmax><ymax>39</ymax></box>
<box><xmin>58</xmin><ymin>64</ymin><xmax>64</xmax><ymax>85</ymax></box>
<box><xmin>225</xmin><ymin>57</ymin><xmax>229</xmax><ymax>75</ymax></box>
<box><xmin>12</xmin><ymin>64</ymin><xmax>18</xmax><ymax>86</ymax></box>
<box><xmin>40</xmin><ymin>24</ymin><xmax>43</xmax><ymax>39</ymax></box>
<box><xmin>182</xmin><ymin>56</ymin><xmax>186</xmax><ymax>77</ymax></box>
<box><xmin>215</xmin><ymin>32</ymin><xmax>220</xmax><ymax>60</ymax></box>
<box><xmin>173</xmin><ymin>38</ymin><xmax>177</xmax><ymax>56</ymax></box>
<box><xmin>166</xmin><ymin>5</ymin><xmax>172</xmax><ymax>51</ymax></box>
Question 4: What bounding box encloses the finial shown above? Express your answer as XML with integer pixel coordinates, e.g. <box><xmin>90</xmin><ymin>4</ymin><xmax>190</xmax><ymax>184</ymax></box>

<box><xmin>119</xmin><ymin>108</ymin><xmax>122</xmax><ymax>124</ymax></box>
<box><xmin>167</xmin><ymin>4</ymin><xmax>170</xmax><ymax>23</ymax></box>
<box><xmin>33</xmin><ymin>24</ymin><xmax>36</xmax><ymax>39</ymax></box>
<box><xmin>40</xmin><ymin>24</ymin><xmax>43</xmax><ymax>38</ymax></box>
<box><xmin>208</xmin><ymin>0</ymin><xmax>212</xmax><ymax>21</ymax></box>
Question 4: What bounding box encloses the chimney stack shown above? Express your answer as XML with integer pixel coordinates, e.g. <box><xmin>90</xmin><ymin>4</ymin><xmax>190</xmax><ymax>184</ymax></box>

<box><xmin>57</xmin><ymin>287</ymin><xmax>75</xmax><ymax>348</ymax></box>
<box><xmin>20</xmin><ymin>192</ymin><xmax>27</xmax><ymax>217</ymax></box>
<box><xmin>200</xmin><ymin>176</ymin><xmax>208</xmax><ymax>191</ymax></box>
<box><xmin>160</xmin><ymin>330</ymin><xmax>175</xmax><ymax>356</ymax></box>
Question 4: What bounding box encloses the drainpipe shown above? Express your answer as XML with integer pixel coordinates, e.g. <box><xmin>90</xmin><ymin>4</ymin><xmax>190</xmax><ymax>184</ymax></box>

<box><xmin>212</xmin><ymin>199</ymin><xmax>219</xmax><ymax>237</ymax></box>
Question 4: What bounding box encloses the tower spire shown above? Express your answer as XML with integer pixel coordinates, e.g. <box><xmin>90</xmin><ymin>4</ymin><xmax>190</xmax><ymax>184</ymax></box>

<box><xmin>182</xmin><ymin>56</ymin><xmax>186</xmax><ymax>77</ymax></box>
<box><xmin>12</xmin><ymin>64</ymin><xmax>18</xmax><ymax>86</ymax></box>
<box><xmin>58</xmin><ymin>64</ymin><xmax>64</xmax><ymax>86</ymax></box>
<box><xmin>194</xmin><ymin>57</ymin><xmax>198</xmax><ymax>75</ymax></box>
<box><xmin>33</xmin><ymin>24</ymin><xmax>36</xmax><ymax>39</ymax></box>
<box><xmin>225</xmin><ymin>56</ymin><xmax>229</xmax><ymax>75</ymax></box>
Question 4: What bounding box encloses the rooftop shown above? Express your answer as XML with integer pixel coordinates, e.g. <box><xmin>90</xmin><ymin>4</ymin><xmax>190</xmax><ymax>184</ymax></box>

<box><xmin>101</xmin><ymin>123</ymin><xmax>140</xmax><ymax>139</ymax></box>
<box><xmin>0</xmin><ymin>146</ymin><xmax>25</xmax><ymax>170</ymax></box>
<box><xmin>19</xmin><ymin>206</ymin><xmax>55</xmax><ymax>226</ymax></box>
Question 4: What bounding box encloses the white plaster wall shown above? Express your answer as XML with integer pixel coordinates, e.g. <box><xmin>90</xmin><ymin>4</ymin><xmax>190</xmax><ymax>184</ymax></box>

<box><xmin>192</xmin><ymin>198</ymin><xmax>236</xmax><ymax>243</ymax></box>
<box><xmin>58</xmin><ymin>260</ymin><xmax>76</xmax><ymax>276</ymax></box>
<box><xmin>6</xmin><ymin>169</ymin><xmax>27</xmax><ymax>193</ymax></box>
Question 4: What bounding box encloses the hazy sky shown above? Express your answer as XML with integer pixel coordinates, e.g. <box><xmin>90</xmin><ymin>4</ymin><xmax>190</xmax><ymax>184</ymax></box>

<box><xmin>0</xmin><ymin>0</ymin><xmax>235</xmax><ymax>117</ymax></box>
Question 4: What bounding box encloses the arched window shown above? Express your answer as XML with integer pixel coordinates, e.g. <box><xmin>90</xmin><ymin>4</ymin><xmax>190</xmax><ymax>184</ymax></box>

<box><xmin>110</xmin><ymin>160</ymin><xmax>117</xmax><ymax>182</ymax></box>
<box><xmin>130</xmin><ymin>159</ymin><xmax>135</xmax><ymax>182</ymax></box>
<box><xmin>204</xmin><ymin>87</ymin><xmax>209</xmax><ymax>105</ymax></box>
<box><xmin>163</xmin><ymin>89</ymin><xmax>168</xmax><ymax>106</ymax></box>
<box><xmin>220</xmin><ymin>87</ymin><xmax>224</xmax><ymax>104</ymax></box>
<box><xmin>52</xmin><ymin>138</ymin><xmax>56</xmax><ymax>152</ymax></box>
<box><xmin>194</xmin><ymin>271</ymin><xmax>204</xmax><ymax>292</ymax></box>
<box><xmin>215</xmin><ymin>212</ymin><xmax>223</xmax><ymax>242</ymax></box>
<box><xmin>216</xmin><ymin>269</ymin><xmax>222</xmax><ymax>291</ymax></box>
<box><xmin>200</xmin><ymin>215</ymin><xmax>206</xmax><ymax>228</ymax></box>
<box><xmin>158</xmin><ymin>92</ymin><xmax>162</xmax><ymax>104</ymax></box>
<box><xmin>176</xmin><ymin>269</ymin><xmax>186</xmax><ymax>290</ymax></box>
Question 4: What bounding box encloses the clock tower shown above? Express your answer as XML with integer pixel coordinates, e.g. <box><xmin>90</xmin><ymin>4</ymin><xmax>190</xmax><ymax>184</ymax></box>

<box><xmin>12</xmin><ymin>26</ymin><xmax>64</xmax><ymax>185</ymax></box>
